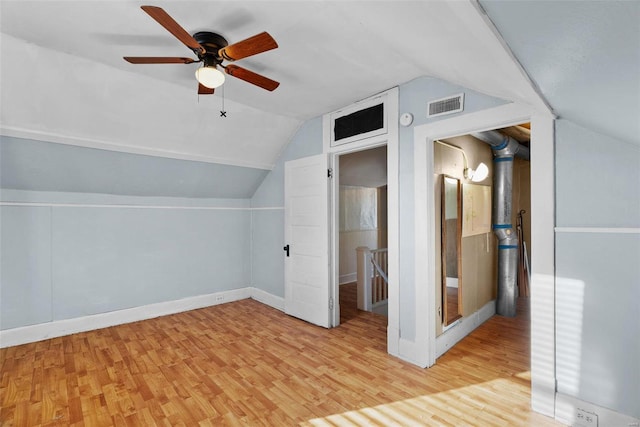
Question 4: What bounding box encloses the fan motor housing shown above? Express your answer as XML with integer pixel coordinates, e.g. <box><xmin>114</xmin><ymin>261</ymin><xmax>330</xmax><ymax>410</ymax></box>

<box><xmin>193</xmin><ymin>31</ymin><xmax>228</xmax><ymax>57</ymax></box>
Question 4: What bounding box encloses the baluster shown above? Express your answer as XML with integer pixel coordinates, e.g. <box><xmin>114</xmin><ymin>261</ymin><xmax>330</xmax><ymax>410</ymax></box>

<box><xmin>356</xmin><ymin>246</ymin><xmax>372</xmax><ymax>311</ymax></box>
<box><xmin>383</xmin><ymin>251</ymin><xmax>388</xmax><ymax>300</ymax></box>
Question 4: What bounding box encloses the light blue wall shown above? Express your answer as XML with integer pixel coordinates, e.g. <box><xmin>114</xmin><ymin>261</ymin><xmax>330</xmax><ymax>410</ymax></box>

<box><xmin>52</xmin><ymin>206</ymin><xmax>250</xmax><ymax>320</ymax></box>
<box><xmin>556</xmin><ymin>121</ymin><xmax>640</xmax><ymax>228</ymax></box>
<box><xmin>0</xmin><ymin>135</ymin><xmax>259</xmax><ymax>332</ymax></box>
<box><xmin>0</xmin><ymin>206</ymin><xmax>52</xmax><ymax>329</ymax></box>
<box><xmin>1</xmin><ymin>136</ymin><xmax>269</xmax><ymax>198</ymax></box>
<box><xmin>0</xmin><ymin>192</ymin><xmax>251</xmax><ymax>329</ymax></box>
<box><xmin>0</xmin><ymin>137</ymin><xmax>268</xmax><ymax>330</ymax></box>
<box><xmin>251</xmin><ymin>118</ymin><xmax>324</xmax><ymax>208</ymax></box>
<box><xmin>250</xmin><ymin>209</ymin><xmax>285</xmax><ymax>297</ymax></box>
<box><xmin>397</xmin><ymin>77</ymin><xmax>507</xmax><ymax>340</ymax></box>
<box><xmin>556</xmin><ymin>233</ymin><xmax>639</xmax><ymax>418</ymax></box>
<box><xmin>249</xmin><ymin>77</ymin><xmax>507</xmax><ymax>315</ymax></box>
<box><xmin>250</xmin><ymin>117</ymin><xmax>323</xmax><ymax>297</ymax></box>
<box><xmin>555</xmin><ymin>119</ymin><xmax>640</xmax><ymax>418</ymax></box>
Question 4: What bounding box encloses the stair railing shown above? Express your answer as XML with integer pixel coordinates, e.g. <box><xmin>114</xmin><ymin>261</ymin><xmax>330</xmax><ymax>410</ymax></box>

<box><xmin>356</xmin><ymin>246</ymin><xmax>389</xmax><ymax>312</ymax></box>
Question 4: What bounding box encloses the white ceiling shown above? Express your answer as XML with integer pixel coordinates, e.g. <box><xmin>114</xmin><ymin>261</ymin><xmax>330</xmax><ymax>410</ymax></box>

<box><xmin>3</xmin><ymin>1</ymin><xmax>636</xmax><ymax>172</ymax></box>
<box><xmin>0</xmin><ymin>0</ymin><xmax>549</xmax><ymax>170</ymax></box>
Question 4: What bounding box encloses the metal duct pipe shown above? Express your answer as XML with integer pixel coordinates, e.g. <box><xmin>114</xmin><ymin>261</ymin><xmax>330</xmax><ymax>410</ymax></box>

<box><xmin>493</xmin><ymin>155</ymin><xmax>518</xmax><ymax>317</ymax></box>
<box><xmin>471</xmin><ymin>130</ymin><xmax>526</xmax><ymax>317</ymax></box>
<box><xmin>471</xmin><ymin>130</ymin><xmax>530</xmax><ymax>161</ymax></box>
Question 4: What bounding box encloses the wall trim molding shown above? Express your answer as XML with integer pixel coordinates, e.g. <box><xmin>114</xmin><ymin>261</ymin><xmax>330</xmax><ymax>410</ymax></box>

<box><xmin>0</xmin><ymin>126</ymin><xmax>275</xmax><ymax>171</ymax></box>
<box><xmin>0</xmin><ymin>287</ymin><xmax>289</xmax><ymax>348</ymax></box>
<box><xmin>555</xmin><ymin>392</ymin><xmax>639</xmax><ymax>427</ymax></box>
<box><xmin>555</xmin><ymin>227</ymin><xmax>640</xmax><ymax>234</ymax></box>
<box><xmin>250</xmin><ymin>206</ymin><xmax>285</xmax><ymax>211</ymax></box>
<box><xmin>0</xmin><ymin>201</ymin><xmax>249</xmax><ymax>210</ymax></box>
<box><xmin>436</xmin><ymin>300</ymin><xmax>496</xmax><ymax>358</ymax></box>
<box><xmin>0</xmin><ymin>202</ymin><xmax>285</xmax><ymax>211</ymax></box>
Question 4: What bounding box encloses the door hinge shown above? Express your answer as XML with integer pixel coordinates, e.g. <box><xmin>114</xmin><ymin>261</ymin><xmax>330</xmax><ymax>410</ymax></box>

<box><xmin>327</xmin><ymin>168</ymin><xmax>333</xmax><ymax>178</ymax></box>
<box><xmin>329</xmin><ymin>297</ymin><xmax>334</xmax><ymax>310</ymax></box>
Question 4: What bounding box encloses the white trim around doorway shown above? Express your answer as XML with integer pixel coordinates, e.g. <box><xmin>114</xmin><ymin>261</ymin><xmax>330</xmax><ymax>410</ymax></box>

<box><xmin>323</xmin><ymin>87</ymin><xmax>399</xmax><ymax>358</ymax></box>
<box><xmin>412</xmin><ymin>102</ymin><xmax>556</xmax><ymax>417</ymax></box>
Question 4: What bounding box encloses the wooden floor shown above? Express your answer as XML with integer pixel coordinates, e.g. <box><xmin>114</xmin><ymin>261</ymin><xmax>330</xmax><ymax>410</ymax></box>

<box><xmin>1</xmin><ymin>287</ymin><xmax>563</xmax><ymax>426</ymax></box>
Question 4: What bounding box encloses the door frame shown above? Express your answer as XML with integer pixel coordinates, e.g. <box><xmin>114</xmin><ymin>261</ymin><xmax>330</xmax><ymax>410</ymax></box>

<box><xmin>413</xmin><ymin>102</ymin><xmax>556</xmax><ymax>417</ymax></box>
<box><xmin>329</xmin><ymin>142</ymin><xmax>389</xmax><ymax>324</ymax></box>
<box><xmin>323</xmin><ymin>87</ymin><xmax>399</xmax><ymax>356</ymax></box>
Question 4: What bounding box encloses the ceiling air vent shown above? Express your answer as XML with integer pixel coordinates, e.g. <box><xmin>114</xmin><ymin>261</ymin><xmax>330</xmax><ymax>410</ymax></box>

<box><xmin>427</xmin><ymin>93</ymin><xmax>464</xmax><ymax>118</ymax></box>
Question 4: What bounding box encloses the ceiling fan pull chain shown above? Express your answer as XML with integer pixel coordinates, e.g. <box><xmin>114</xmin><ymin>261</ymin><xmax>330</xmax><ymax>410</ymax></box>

<box><xmin>220</xmin><ymin>85</ymin><xmax>227</xmax><ymax>118</ymax></box>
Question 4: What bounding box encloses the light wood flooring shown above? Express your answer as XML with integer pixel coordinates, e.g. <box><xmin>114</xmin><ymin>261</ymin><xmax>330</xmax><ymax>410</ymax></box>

<box><xmin>1</xmin><ymin>286</ymin><xmax>563</xmax><ymax>426</ymax></box>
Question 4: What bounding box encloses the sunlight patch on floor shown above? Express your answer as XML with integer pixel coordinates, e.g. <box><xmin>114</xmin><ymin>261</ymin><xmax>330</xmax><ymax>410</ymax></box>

<box><xmin>515</xmin><ymin>370</ymin><xmax>532</xmax><ymax>381</ymax></box>
<box><xmin>303</xmin><ymin>374</ymin><xmax>562</xmax><ymax>427</ymax></box>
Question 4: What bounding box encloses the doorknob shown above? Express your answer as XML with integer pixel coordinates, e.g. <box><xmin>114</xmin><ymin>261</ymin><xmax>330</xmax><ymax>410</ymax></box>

<box><xmin>283</xmin><ymin>244</ymin><xmax>290</xmax><ymax>257</ymax></box>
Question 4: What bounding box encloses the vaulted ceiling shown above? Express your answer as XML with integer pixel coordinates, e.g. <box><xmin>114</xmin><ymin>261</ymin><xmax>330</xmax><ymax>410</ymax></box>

<box><xmin>1</xmin><ymin>0</ymin><xmax>638</xmax><ymax>174</ymax></box>
<box><xmin>481</xmin><ymin>0</ymin><xmax>639</xmax><ymax>147</ymax></box>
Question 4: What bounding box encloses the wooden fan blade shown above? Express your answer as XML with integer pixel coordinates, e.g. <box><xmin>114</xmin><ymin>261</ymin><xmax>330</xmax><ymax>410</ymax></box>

<box><xmin>124</xmin><ymin>57</ymin><xmax>196</xmax><ymax>64</ymax></box>
<box><xmin>225</xmin><ymin>65</ymin><xmax>280</xmax><ymax>91</ymax></box>
<box><xmin>198</xmin><ymin>83</ymin><xmax>215</xmax><ymax>95</ymax></box>
<box><xmin>141</xmin><ymin>5</ymin><xmax>204</xmax><ymax>54</ymax></box>
<box><xmin>219</xmin><ymin>32</ymin><xmax>278</xmax><ymax>61</ymax></box>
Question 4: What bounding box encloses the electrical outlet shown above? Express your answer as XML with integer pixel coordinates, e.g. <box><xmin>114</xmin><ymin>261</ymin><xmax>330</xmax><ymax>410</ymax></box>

<box><xmin>215</xmin><ymin>295</ymin><xmax>224</xmax><ymax>302</ymax></box>
<box><xmin>576</xmin><ymin>408</ymin><xmax>598</xmax><ymax>427</ymax></box>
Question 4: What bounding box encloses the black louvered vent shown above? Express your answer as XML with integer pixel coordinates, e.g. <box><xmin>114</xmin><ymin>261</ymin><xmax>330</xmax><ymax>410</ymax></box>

<box><xmin>334</xmin><ymin>103</ymin><xmax>384</xmax><ymax>141</ymax></box>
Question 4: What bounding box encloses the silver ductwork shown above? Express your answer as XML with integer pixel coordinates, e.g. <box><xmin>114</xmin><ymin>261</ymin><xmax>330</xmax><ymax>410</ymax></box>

<box><xmin>472</xmin><ymin>130</ymin><xmax>530</xmax><ymax>161</ymax></box>
<box><xmin>471</xmin><ymin>130</ymin><xmax>527</xmax><ymax>317</ymax></box>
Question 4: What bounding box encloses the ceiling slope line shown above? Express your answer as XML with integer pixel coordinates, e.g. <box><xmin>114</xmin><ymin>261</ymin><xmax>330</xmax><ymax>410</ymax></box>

<box><xmin>469</xmin><ymin>0</ymin><xmax>554</xmax><ymax>116</ymax></box>
<box><xmin>0</xmin><ymin>126</ymin><xmax>275</xmax><ymax>171</ymax></box>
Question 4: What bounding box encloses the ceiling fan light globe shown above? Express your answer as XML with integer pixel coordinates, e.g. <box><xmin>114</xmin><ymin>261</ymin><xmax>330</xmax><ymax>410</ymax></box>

<box><xmin>195</xmin><ymin>66</ymin><xmax>225</xmax><ymax>89</ymax></box>
<box><xmin>470</xmin><ymin>162</ymin><xmax>489</xmax><ymax>182</ymax></box>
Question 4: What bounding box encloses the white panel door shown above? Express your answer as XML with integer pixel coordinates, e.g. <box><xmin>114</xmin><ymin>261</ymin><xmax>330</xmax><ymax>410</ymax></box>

<box><xmin>284</xmin><ymin>154</ymin><xmax>330</xmax><ymax>328</ymax></box>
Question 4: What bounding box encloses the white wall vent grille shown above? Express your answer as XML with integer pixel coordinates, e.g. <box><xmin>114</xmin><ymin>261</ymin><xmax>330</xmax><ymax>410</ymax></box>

<box><xmin>427</xmin><ymin>93</ymin><xmax>464</xmax><ymax>118</ymax></box>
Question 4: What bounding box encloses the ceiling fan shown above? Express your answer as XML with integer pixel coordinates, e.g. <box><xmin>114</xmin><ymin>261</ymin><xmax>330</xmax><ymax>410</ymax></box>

<box><xmin>123</xmin><ymin>5</ymin><xmax>279</xmax><ymax>94</ymax></box>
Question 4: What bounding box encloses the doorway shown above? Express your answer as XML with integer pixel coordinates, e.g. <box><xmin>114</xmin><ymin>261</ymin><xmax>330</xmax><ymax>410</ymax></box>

<box><xmin>324</xmin><ymin>87</ymin><xmax>399</xmax><ymax>343</ymax></box>
<box><xmin>412</xmin><ymin>103</ymin><xmax>556</xmax><ymax>416</ymax></box>
<box><xmin>433</xmin><ymin>126</ymin><xmax>531</xmax><ymax>351</ymax></box>
<box><xmin>336</xmin><ymin>146</ymin><xmax>388</xmax><ymax>323</ymax></box>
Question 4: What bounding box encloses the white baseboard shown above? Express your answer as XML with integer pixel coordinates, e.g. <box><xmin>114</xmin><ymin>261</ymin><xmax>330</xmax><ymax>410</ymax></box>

<box><xmin>339</xmin><ymin>273</ymin><xmax>357</xmax><ymax>284</ymax></box>
<box><xmin>249</xmin><ymin>287</ymin><xmax>284</xmax><ymax>312</ymax></box>
<box><xmin>0</xmin><ymin>287</ymin><xmax>252</xmax><ymax>348</ymax></box>
<box><xmin>555</xmin><ymin>392</ymin><xmax>639</xmax><ymax>427</ymax></box>
<box><xmin>0</xmin><ymin>287</ymin><xmax>287</xmax><ymax>348</ymax></box>
<box><xmin>436</xmin><ymin>299</ymin><xmax>496</xmax><ymax>358</ymax></box>
<box><xmin>397</xmin><ymin>337</ymin><xmax>430</xmax><ymax>368</ymax></box>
